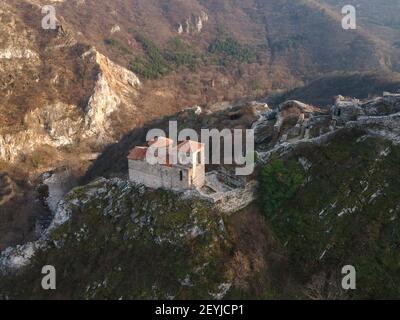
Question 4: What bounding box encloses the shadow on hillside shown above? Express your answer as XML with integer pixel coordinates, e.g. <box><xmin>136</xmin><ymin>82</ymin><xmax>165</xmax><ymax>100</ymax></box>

<box><xmin>268</xmin><ymin>72</ymin><xmax>400</xmax><ymax>107</ymax></box>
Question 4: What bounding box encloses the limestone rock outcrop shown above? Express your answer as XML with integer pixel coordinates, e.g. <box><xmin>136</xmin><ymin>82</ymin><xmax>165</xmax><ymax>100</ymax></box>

<box><xmin>178</xmin><ymin>10</ymin><xmax>209</xmax><ymax>34</ymax></box>
<box><xmin>0</xmin><ymin>47</ymin><xmax>141</xmax><ymax>162</ymax></box>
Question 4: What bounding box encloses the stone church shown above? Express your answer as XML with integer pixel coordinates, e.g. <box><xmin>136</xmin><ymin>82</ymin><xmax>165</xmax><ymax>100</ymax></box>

<box><xmin>128</xmin><ymin>137</ymin><xmax>206</xmax><ymax>190</ymax></box>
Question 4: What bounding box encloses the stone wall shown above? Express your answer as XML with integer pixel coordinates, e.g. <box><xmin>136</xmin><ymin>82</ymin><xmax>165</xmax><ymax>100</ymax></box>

<box><xmin>215</xmin><ymin>181</ymin><xmax>258</xmax><ymax>214</ymax></box>
<box><xmin>129</xmin><ymin>160</ymin><xmax>192</xmax><ymax>190</ymax></box>
<box><xmin>192</xmin><ymin>164</ymin><xmax>206</xmax><ymax>188</ymax></box>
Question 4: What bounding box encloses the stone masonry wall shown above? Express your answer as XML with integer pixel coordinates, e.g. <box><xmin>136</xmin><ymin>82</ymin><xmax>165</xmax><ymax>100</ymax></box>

<box><xmin>192</xmin><ymin>164</ymin><xmax>206</xmax><ymax>188</ymax></box>
<box><xmin>129</xmin><ymin>160</ymin><xmax>191</xmax><ymax>190</ymax></box>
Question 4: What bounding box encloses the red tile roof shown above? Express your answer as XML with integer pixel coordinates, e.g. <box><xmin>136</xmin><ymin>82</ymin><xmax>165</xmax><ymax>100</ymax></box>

<box><xmin>148</xmin><ymin>137</ymin><xmax>174</xmax><ymax>148</ymax></box>
<box><xmin>127</xmin><ymin>147</ymin><xmax>148</xmax><ymax>161</ymax></box>
<box><xmin>128</xmin><ymin>140</ymin><xmax>204</xmax><ymax>165</ymax></box>
<box><xmin>177</xmin><ymin>140</ymin><xmax>204</xmax><ymax>153</ymax></box>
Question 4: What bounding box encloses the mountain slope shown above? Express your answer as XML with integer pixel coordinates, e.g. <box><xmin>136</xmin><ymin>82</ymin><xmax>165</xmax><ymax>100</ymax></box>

<box><xmin>260</xmin><ymin>129</ymin><xmax>400</xmax><ymax>299</ymax></box>
<box><xmin>319</xmin><ymin>0</ymin><xmax>400</xmax><ymax>70</ymax></box>
<box><xmin>1</xmin><ymin>1</ymin><xmax>400</xmax><ymax>300</ymax></box>
<box><xmin>2</xmin><ymin>114</ymin><xmax>400</xmax><ymax>299</ymax></box>
<box><xmin>0</xmin><ymin>178</ymin><xmax>284</xmax><ymax>299</ymax></box>
<box><xmin>1</xmin><ymin>0</ymin><xmax>399</xmax><ymax>166</ymax></box>
<box><xmin>269</xmin><ymin>72</ymin><xmax>400</xmax><ymax>106</ymax></box>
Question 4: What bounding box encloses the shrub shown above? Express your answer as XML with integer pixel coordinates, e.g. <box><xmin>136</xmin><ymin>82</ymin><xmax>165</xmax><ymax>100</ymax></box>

<box><xmin>260</xmin><ymin>158</ymin><xmax>304</xmax><ymax>216</ymax></box>
<box><xmin>130</xmin><ymin>34</ymin><xmax>201</xmax><ymax>79</ymax></box>
<box><xmin>129</xmin><ymin>33</ymin><xmax>171</xmax><ymax>79</ymax></box>
<box><xmin>208</xmin><ymin>33</ymin><xmax>255</xmax><ymax>63</ymax></box>
<box><xmin>164</xmin><ymin>37</ymin><xmax>199</xmax><ymax>71</ymax></box>
<box><xmin>104</xmin><ymin>38</ymin><xmax>133</xmax><ymax>55</ymax></box>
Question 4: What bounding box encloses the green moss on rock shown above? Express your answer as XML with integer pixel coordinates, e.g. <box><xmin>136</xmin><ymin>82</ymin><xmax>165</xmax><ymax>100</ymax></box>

<box><xmin>259</xmin><ymin>129</ymin><xmax>400</xmax><ymax>299</ymax></box>
<box><xmin>0</xmin><ymin>178</ymin><xmax>232</xmax><ymax>299</ymax></box>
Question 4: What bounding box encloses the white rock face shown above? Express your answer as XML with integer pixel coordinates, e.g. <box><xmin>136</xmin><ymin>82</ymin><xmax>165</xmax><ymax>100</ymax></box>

<box><xmin>82</xmin><ymin>48</ymin><xmax>141</xmax><ymax>142</ymax></box>
<box><xmin>179</xmin><ymin>11</ymin><xmax>209</xmax><ymax>34</ymax></box>
<box><xmin>0</xmin><ymin>47</ymin><xmax>141</xmax><ymax>162</ymax></box>
<box><xmin>209</xmin><ymin>283</ymin><xmax>232</xmax><ymax>300</ymax></box>
<box><xmin>110</xmin><ymin>24</ymin><xmax>121</xmax><ymax>34</ymax></box>
<box><xmin>0</xmin><ymin>243</ymin><xmax>37</xmax><ymax>274</ymax></box>
<box><xmin>196</xmin><ymin>17</ymin><xmax>203</xmax><ymax>33</ymax></box>
<box><xmin>0</xmin><ymin>48</ymin><xmax>39</xmax><ymax>60</ymax></box>
<box><xmin>84</xmin><ymin>73</ymin><xmax>122</xmax><ymax>140</ymax></box>
<box><xmin>0</xmin><ymin>102</ymin><xmax>83</xmax><ymax>162</ymax></box>
<box><xmin>0</xmin><ymin>1</ymin><xmax>142</xmax><ymax>162</ymax></box>
<box><xmin>177</xmin><ymin>23</ymin><xmax>184</xmax><ymax>34</ymax></box>
<box><xmin>0</xmin><ymin>189</ymin><xmax>76</xmax><ymax>275</ymax></box>
<box><xmin>347</xmin><ymin>112</ymin><xmax>400</xmax><ymax>145</ymax></box>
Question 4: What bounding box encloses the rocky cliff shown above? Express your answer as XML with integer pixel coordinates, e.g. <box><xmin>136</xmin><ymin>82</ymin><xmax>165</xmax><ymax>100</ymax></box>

<box><xmin>2</xmin><ymin>0</ymin><xmax>400</xmax><ymax>166</ymax></box>
<box><xmin>0</xmin><ymin>46</ymin><xmax>140</xmax><ymax>162</ymax></box>
<box><xmin>1</xmin><ymin>0</ymin><xmax>400</xmax><ymax>300</ymax></box>
<box><xmin>2</xmin><ymin>91</ymin><xmax>400</xmax><ymax>299</ymax></box>
<box><xmin>0</xmin><ymin>178</ymin><xmax>248</xmax><ymax>299</ymax></box>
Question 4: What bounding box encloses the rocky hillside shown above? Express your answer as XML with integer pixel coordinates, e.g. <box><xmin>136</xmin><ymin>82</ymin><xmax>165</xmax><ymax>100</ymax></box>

<box><xmin>320</xmin><ymin>0</ymin><xmax>400</xmax><ymax>70</ymax></box>
<box><xmin>260</xmin><ymin>129</ymin><xmax>400</xmax><ymax>299</ymax></box>
<box><xmin>2</xmin><ymin>0</ymin><xmax>400</xmax><ymax>165</ymax></box>
<box><xmin>1</xmin><ymin>91</ymin><xmax>400</xmax><ymax>299</ymax></box>
<box><xmin>1</xmin><ymin>0</ymin><xmax>400</xmax><ymax>300</ymax></box>
<box><xmin>0</xmin><ymin>178</ymin><xmax>284</xmax><ymax>299</ymax></box>
<box><xmin>0</xmin><ymin>0</ymin><xmax>142</xmax><ymax>161</ymax></box>
<box><xmin>269</xmin><ymin>72</ymin><xmax>400</xmax><ymax>106</ymax></box>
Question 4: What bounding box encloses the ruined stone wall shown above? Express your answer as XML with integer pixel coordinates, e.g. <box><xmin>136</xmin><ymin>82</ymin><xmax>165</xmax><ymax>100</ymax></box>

<box><xmin>215</xmin><ymin>181</ymin><xmax>258</xmax><ymax>214</ymax></box>
<box><xmin>192</xmin><ymin>164</ymin><xmax>206</xmax><ymax>188</ymax></box>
